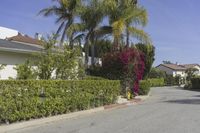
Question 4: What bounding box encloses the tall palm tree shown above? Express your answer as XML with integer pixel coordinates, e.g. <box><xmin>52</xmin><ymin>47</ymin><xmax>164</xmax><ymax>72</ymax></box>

<box><xmin>67</xmin><ymin>0</ymin><xmax>104</xmax><ymax>66</ymax></box>
<box><xmin>102</xmin><ymin>0</ymin><xmax>151</xmax><ymax>49</ymax></box>
<box><xmin>39</xmin><ymin>0</ymin><xmax>81</xmax><ymax>47</ymax></box>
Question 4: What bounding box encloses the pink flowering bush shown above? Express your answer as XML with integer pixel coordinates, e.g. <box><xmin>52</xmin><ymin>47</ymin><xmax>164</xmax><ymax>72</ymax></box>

<box><xmin>102</xmin><ymin>48</ymin><xmax>145</xmax><ymax>95</ymax></box>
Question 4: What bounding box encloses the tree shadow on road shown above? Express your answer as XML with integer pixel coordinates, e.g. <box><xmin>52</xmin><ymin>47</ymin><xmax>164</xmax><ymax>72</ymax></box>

<box><xmin>165</xmin><ymin>99</ymin><xmax>200</xmax><ymax>105</ymax></box>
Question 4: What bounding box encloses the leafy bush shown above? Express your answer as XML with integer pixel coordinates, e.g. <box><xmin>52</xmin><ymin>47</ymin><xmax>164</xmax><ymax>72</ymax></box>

<box><xmin>164</xmin><ymin>75</ymin><xmax>180</xmax><ymax>86</ymax></box>
<box><xmin>0</xmin><ymin>80</ymin><xmax>120</xmax><ymax>124</ymax></box>
<box><xmin>148</xmin><ymin>67</ymin><xmax>166</xmax><ymax>79</ymax></box>
<box><xmin>139</xmin><ymin>80</ymin><xmax>151</xmax><ymax>95</ymax></box>
<box><xmin>102</xmin><ymin>48</ymin><xmax>145</xmax><ymax>94</ymax></box>
<box><xmin>191</xmin><ymin>77</ymin><xmax>200</xmax><ymax>89</ymax></box>
<box><xmin>14</xmin><ymin>60</ymin><xmax>37</xmax><ymax>80</ymax></box>
<box><xmin>148</xmin><ymin>78</ymin><xmax>164</xmax><ymax>87</ymax></box>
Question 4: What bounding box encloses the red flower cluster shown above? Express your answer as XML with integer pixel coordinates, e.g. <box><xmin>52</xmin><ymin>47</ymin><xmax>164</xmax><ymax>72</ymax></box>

<box><xmin>119</xmin><ymin>48</ymin><xmax>145</xmax><ymax>94</ymax></box>
<box><xmin>102</xmin><ymin>48</ymin><xmax>145</xmax><ymax>94</ymax></box>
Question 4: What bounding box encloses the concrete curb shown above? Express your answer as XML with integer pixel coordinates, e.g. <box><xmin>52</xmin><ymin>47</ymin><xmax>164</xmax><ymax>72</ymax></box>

<box><xmin>0</xmin><ymin>107</ymin><xmax>104</xmax><ymax>133</ymax></box>
<box><xmin>135</xmin><ymin>88</ymin><xmax>152</xmax><ymax>101</ymax></box>
<box><xmin>0</xmin><ymin>96</ymin><xmax>147</xmax><ymax>133</ymax></box>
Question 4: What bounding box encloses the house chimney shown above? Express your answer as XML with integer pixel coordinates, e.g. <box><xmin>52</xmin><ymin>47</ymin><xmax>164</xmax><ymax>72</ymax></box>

<box><xmin>176</xmin><ymin>62</ymin><xmax>180</xmax><ymax>65</ymax></box>
<box><xmin>35</xmin><ymin>33</ymin><xmax>42</xmax><ymax>40</ymax></box>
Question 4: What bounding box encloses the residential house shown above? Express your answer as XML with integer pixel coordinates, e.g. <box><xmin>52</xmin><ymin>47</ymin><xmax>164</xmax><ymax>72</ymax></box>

<box><xmin>0</xmin><ymin>26</ymin><xmax>102</xmax><ymax>79</ymax></box>
<box><xmin>156</xmin><ymin>63</ymin><xmax>200</xmax><ymax>78</ymax></box>
<box><xmin>156</xmin><ymin>64</ymin><xmax>186</xmax><ymax>78</ymax></box>
<box><xmin>0</xmin><ymin>33</ymin><xmax>43</xmax><ymax>79</ymax></box>
<box><xmin>181</xmin><ymin>64</ymin><xmax>200</xmax><ymax>76</ymax></box>
<box><xmin>0</xmin><ymin>26</ymin><xmax>18</xmax><ymax>39</ymax></box>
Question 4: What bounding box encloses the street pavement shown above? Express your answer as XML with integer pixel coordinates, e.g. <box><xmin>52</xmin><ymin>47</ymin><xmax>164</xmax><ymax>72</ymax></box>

<box><xmin>5</xmin><ymin>87</ymin><xmax>200</xmax><ymax>133</ymax></box>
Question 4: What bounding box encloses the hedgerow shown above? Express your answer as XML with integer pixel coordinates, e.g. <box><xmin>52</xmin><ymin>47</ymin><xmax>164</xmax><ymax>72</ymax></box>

<box><xmin>0</xmin><ymin>80</ymin><xmax>120</xmax><ymax>124</ymax></box>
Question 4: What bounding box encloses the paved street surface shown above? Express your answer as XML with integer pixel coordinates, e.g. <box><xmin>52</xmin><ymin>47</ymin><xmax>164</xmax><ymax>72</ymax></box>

<box><xmin>6</xmin><ymin>87</ymin><xmax>200</xmax><ymax>133</ymax></box>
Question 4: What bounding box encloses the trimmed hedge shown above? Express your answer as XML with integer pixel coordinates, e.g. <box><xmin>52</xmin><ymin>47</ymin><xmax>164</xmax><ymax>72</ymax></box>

<box><xmin>147</xmin><ymin>78</ymin><xmax>165</xmax><ymax>87</ymax></box>
<box><xmin>191</xmin><ymin>77</ymin><xmax>200</xmax><ymax>89</ymax></box>
<box><xmin>139</xmin><ymin>78</ymin><xmax>164</xmax><ymax>95</ymax></box>
<box><xmin>0</xmin><ymin>80</ymin><xmax>120</xmax><ymax>124</ymax></box>
<box><xmin>84</xmin><ymin>76</ymin><xmax>107</xmax><ymax>80</ymax></box>
<box><xmin>139</xmin><ymin>80</ymin><xmax>151</xmax><ymax>95</ymax></box>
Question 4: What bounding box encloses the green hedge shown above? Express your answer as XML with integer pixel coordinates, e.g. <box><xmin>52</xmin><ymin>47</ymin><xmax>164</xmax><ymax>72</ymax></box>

<box><xmin>139</xmin><ymin>80</ymin><xmax>151</xmax><ymax>95</ymax></box>
<box><xmin>84</xmin><ymin>76</ymin><xmax>107</xmax><ymax>80</ymax></box>
<box><xmin>139</xmin><ymin>78</ymin><xmax>164</xmax><ymax>95</ymax></box>
<box><xmin>191</xmin><ymin>77</ymin><xmax>200</xmax><ymax>89</ymax></box>
<box><xmin>0</xmin><ymin>80</ymin><xmax>120</xmax><ymax>124</ymax></box>
<box><xmin>147</xmin><ymin>78</ymin><xmax>165</xmax><ymax>87</ymax></box>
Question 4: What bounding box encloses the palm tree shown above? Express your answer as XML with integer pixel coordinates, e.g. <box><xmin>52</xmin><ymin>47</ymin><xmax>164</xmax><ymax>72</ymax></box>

<box><xmin>67</xmin><ymin>0</ymin><xmax>104</xmax><ymax>66</ymax></box>
<box><xmin>39</xmin><ymin>0</ymin><xmax>81</xmax><ymax>47</ymax></box>
<box><xmin>102</xmin><ymin>0</ymin><xmax>151</xmax><ymax>49</ymax></box>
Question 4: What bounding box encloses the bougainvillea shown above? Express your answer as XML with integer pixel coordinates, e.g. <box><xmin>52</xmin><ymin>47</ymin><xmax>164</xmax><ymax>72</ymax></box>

<box><xmin>102</xmin><ymin>47</ymin><xmax>145</xmax><ymax>95</ymax></box>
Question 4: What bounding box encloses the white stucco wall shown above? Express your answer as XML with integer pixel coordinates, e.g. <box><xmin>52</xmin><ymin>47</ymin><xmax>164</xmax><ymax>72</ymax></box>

<box><xmin>0</xmin><ymin>26</ymin><xmax>18</xmax><ymax>39</ymax></box>
<box><xmin>157</xmin><ymin>65</ymin><xmax>186</xmax><ymax>77</ymax></box>
<box><xmin>157</xmin><ymin>65</ymin><xmax>174</xmax><ymax>75</ymax></box>
<box><xmin>173</xmin><ymin>71</ymin><xmax>186</xmax><ymax>77</ymax></box>
<box><xmin>0</xmin><ymin>51</ymin><xmax>33</xmax><ymax>79</ymax></box>
<box><xmin>193</xmin><ymin>65</ymin><xmax>200</xmax><ymax>76</ymax></box>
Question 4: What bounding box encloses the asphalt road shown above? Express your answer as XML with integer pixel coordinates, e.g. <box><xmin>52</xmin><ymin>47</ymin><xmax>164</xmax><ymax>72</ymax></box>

<box><xmin>7</xmin><ymin>87</ymin><xmax>200</xmax><ymax>133</ymax></box>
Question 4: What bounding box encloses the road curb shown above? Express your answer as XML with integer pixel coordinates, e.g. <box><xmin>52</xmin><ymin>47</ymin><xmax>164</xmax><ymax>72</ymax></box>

<box><xmin>0</xmin><ymin>97</ymin><xmax>147</xmax><ymax>133</ymax></box>
<box><xmin>0</xmin><ymin>107</ymin><xmax>104</xmax><ymax>133</ymax></box>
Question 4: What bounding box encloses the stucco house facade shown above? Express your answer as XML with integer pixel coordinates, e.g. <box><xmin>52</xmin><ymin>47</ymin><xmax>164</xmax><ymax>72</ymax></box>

<box><xmin>0</xmin><ymin>26</ymin><xmax>102</xmax><ymax>79</ymax></box>
<box><xmin>156</xmin><ymin>63</ymin><xmax>200</xmax><ymax>78</ymax></box>
<box><xmin>156</xmin><ymin>64</ymin><xmax>186</xmax><ymax>77</ymax></box>
<box><xmin>0</xmin><ymin>34</ymin><xmax>43</xmax><ymax>79</ymax></box>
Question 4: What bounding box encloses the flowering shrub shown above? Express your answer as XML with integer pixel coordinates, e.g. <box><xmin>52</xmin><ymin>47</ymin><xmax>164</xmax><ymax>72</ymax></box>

<box><xmin>102</xmin><ymin>48</ymin><xmax>145</xmax><ymax>95</ymax></box>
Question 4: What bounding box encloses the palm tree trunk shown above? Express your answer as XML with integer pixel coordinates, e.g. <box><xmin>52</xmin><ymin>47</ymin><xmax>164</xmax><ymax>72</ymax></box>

<box><xmin>91</xmin><ymin>44</ymin><xmax>95</xmax><ymax>66</ymax></box>
<box><xmin>126</xmin><ymin>28</ymin><xmax>130</xmax><ymax>47</ymax></box>
<box><xmin>113</xmin><ymin>37</ymin><xmax>119</xmax><ymax>51</ymax></box>
<box><xmin>84</xmin><ymin>36</ymin><xmax>90</xmax><ymax>68</ymax></box>
<box><xmin>91</xmin><ymin>36</ymin><xmax>95</xmax><ymax>66</ymax></box>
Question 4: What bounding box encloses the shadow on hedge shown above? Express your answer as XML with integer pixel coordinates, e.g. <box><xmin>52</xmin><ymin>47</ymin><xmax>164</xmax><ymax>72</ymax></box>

<box><xmin>165</xmin><ymin>99</ymin><xmax>200</xmax><ymax>105</ymax></box>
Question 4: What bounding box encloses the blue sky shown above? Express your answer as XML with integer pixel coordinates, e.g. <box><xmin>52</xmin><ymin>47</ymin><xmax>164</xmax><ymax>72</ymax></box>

<box><xmin>0</xmin><ymin>0</ymin><xmax>200</xmax><ymax>65</ymax></box>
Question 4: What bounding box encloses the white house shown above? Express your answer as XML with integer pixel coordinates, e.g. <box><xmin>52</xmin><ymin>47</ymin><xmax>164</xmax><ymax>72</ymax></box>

<box><xmin>156</xmin><ymin>64</ymin><xmax>186</xmax><ymax>77</ymax></box>
<box><xmin>0</xmin><ymin>26</ymin><xmax>102</xmax><ymax>79</ymax></box>
<box><xmin>0</xmin><ymin>26</ymin><xmax>18</xmax><ymax>39</ymax></box>
<box><xmin>182</xmin><ymin>64</ymin><xmax>200</xmax><ymax>76</ymax></box>
<box><xmin>0</xmin><ymin>33</ymin><xmax>43</xmax><ymax>79</ymax></box>
<box><xmin>156</xmin><ymin>63</ymin><xmax>200</xmax><ymax>78</ymax></box>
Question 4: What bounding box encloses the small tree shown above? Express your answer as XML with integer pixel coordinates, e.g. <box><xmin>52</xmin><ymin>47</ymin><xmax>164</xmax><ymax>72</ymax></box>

<box><xmin>148</xmin><ymin>67</ymin><xmax>166</xmax><ymax>79</ymax></box>
<box><xmin>186</xmin><ymin>68</ymin><xmax>198</xmax><ymax>83</ymax></box>
<box><xmin>35</xmin><ymin>34</ymin><xmax>85</xmax><ymax>80</ymax></box>
<box><xmin>163</xmin><ymin>61</ymin><xmax>173</xmax><ymax>64</ymax></box>
<box><xmin>35</xmin><ymin>35</ymin><xmax>57</xmax><ymax>80</ymax></box>
<box><xmin>15</xmin><ymin>60</ymin><xmax>37</xmax><ymax>80</ymax></box>
<box><xmin>55</xmin><ymin>46</ymin><xmax>83</xmax><ymax>80</ymax></box>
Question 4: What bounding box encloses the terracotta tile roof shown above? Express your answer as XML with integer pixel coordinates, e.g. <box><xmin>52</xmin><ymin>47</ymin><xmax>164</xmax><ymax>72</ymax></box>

<box><xmin>7</xmin><ymin>33</ymin><xmax>42</xmax><ymax>45</ymax></box>
<box><xmin>182</xmin><ymin>64</ymin><xmax>200</xmax><ymax>69</ymax></box>
<box><xmin>158</xmin><ymin>64</ymin><xmax>186</xmax><ymax>71</ymax></box>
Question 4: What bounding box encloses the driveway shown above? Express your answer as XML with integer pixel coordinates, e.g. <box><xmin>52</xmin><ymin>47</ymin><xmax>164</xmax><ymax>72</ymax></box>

<box><xmin>5</xmin><ymin>87</ymin><xmax>200</xmax><ymax>133</ymax></box>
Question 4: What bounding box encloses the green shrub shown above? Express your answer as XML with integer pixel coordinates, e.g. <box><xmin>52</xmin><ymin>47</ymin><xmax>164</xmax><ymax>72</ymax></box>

<box><xmin>191</xmin><ymin>77</ymin><xmax>200</xmax><ymax>89</ymax></box>
<box><xmin>164</xmin><ymin>75</ymin><xmax>179</xmax><ymax>86</ymax></box>
<box><xmin>14</xmin><ymin>60</ymin><xmax>37</xmax><ymax>80</ymax></box>
<box><xmin>0</xmin><ymin>80</ymin><xmax>120</xmax><ymax>124</ymax></box>
<box><xmin>139</xmin><ymin>80</ymin><xmax>151</xmax><ymax>95</ymax></box>
<box><xmin>147</xmin><ymin>78</ymin><xmax>164</xmax><ymax>87</ymax></box>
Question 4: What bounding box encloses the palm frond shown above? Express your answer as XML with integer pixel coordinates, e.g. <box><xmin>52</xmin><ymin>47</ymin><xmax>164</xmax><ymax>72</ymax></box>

<box><xmin>128</xmin><ymin>27</ymin><xmax>152</xmax><ymax>44</ymax></box>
